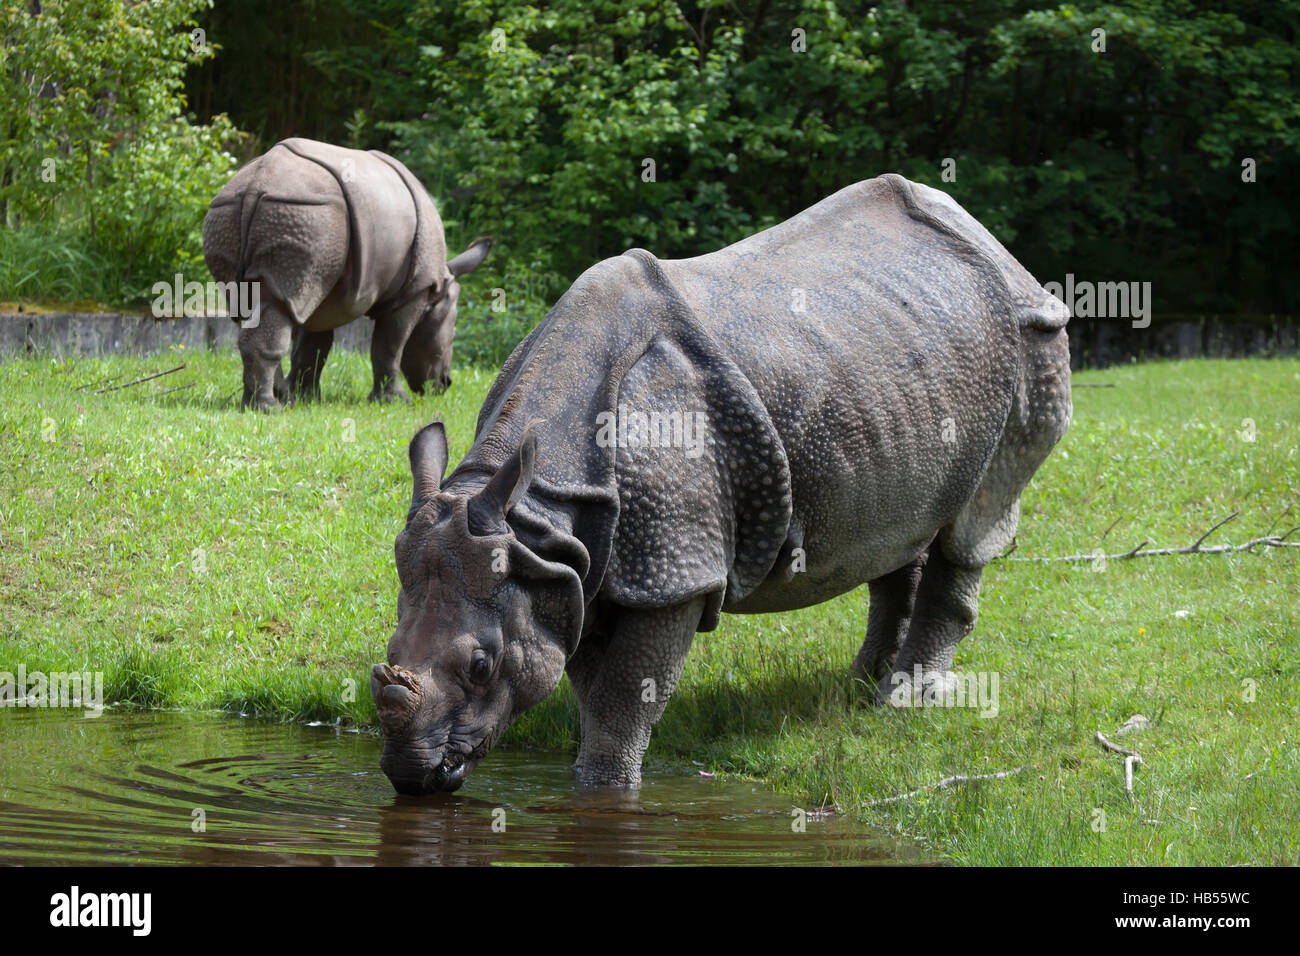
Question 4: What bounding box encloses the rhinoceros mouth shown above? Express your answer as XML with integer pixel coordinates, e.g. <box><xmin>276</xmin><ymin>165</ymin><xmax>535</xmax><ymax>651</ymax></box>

<box><xmin>429</xmin><ymin>755</ymin><xmax>470</xmax><ymax>792</ymax></box>
<box><xmin>381</xmin><ymin>722</ymin><xmax>497</xmax><ymax>795</ymax></box>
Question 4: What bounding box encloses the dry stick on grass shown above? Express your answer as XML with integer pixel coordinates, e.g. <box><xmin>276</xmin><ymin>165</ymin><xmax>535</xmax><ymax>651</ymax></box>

<box><xmin>75</xmin><ymin>373</ymin><xmax>125</xmax><ymax>392</ymax></box>
<box><xmin>1095</xmin><ymin>731</ymin><xmax>1141</xmax><ymax>760</ymax></box>
<box><xmin>1124</xmin><ymin>755</ymin><xmax>1140</xmax><ymax>798</ymax></box>
<box><xmin>1099</xmin><ymin>515</ymin><xmax>1124</xmax><ymax>540</ymax></box>
<box><xmin>1001</xmin><ymin>511</ymin><xmax>1300</xmax><ymax>563</ymax></box>
<box><xmin>156</xmin><ymin>383</ymin><xmax>195</xmax><ymax>398</ymax></box>
<box><xmin>1263</xmin><ymin>505</ymin><xmax>1296</xmax><ymax>540</ymax></box>
<box><xmin>863</xmin><ymin>766</ymin><xmax>1029</xmax><ymax>807</ymax></box>
<box><xmin>1071</xmin><ymin>382</ymin><xmax>1117</xmax><ymax>388</ymax></box>
<box><xmin>1096</xmin><ymin>732</ymin><xmax>1145</xmax><ymax>801</ymax></box>
<box><xmin>95</xmin><ymin>364</ymin><xmax>186</xmax><ymax>394</ymax></box>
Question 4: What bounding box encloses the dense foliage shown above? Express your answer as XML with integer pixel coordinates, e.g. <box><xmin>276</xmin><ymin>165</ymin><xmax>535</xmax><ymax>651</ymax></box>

<box><xmin>4</xmin><ymin>1</ymin><xmax>1298</xmax><ymax>343</ymax></box>
<box><xmin>1</xmin><ymin>0</ymin><xmax>238</xmax><ymax>302</ymax></box>
<box><xmin>192</xmin><ymin>0</ymin><xmax>1299</xmax><ymax>324</ymax></box>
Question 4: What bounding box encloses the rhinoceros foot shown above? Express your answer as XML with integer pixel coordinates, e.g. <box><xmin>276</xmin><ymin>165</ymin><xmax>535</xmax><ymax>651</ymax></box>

<box><xmin>368</xmin><ymin>383</ymin><xmax>412</xmax><ymax>405</ymax></box>
<box><xmin>876</xmin><ymin>668</ymin><xmax>960</xmax><ymax>708</ymax></box>
<box><xmin>240</xmin><ymin>373</ymin><xmax>291</xmax><ymax>413</ymax></box>
<box><xmin>572</xmin><ymin>753</ymin><xmax>643</xmax><ymax>789</ymax></box>
<box><xmin>242</xmin><ymin>394</ymin><xmax>289</xmax><ymax>413</ymax></box>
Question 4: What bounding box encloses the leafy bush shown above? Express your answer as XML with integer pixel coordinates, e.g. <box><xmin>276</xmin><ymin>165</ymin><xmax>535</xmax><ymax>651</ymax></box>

<box><xmin>0</xmin><ymin>222</ymin><xmax>124</xmax><ymax>305</ymax></box>
<box><xmin>324</xmin><ymin>0</ymin><xmax>1300</xmax><ymax>317</ymax></box>
<box><xmin>0</xmin><ymin>0</ymin><xmax>241</xmax><ymax>303</ymax></box>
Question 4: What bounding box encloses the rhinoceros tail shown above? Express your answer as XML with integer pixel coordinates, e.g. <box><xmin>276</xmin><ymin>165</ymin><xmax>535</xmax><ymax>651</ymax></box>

<box><xmin>1014</xmin><ymin>294</ymin><xmax>1070</xmax><ymax>332</ymax></box>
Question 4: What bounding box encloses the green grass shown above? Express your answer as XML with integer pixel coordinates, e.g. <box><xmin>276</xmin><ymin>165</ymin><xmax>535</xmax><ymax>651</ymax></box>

<box><xmin>1</xmin><ymin>350</ymin><xmax>1296</xmax><ymax>864</ymax></box>
<box><xmin>0</xmin><ymin>225</ymin><xmax>156</xmax><ymax>309</ymax></box>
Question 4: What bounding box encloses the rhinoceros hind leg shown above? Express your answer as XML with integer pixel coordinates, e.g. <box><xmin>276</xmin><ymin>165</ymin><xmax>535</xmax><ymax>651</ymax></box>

<box><xmin>288</xmin><ymin>328</ymin><xmax>334</xmax><ymax>403</ymax></box>
<box><xmin>852</xmin><ymin>552</ymin><xmax>927</xmax><ymax>693</ymax></box>
<box><xmin>238</xmin><ymin>301</ymin><xmax>294</xmax><ymax>413</ymax></box>
<box><xmin>368</xmin><ymin>297</ymin><xmax>424</xmax><ymax>404</ymax></box>
<box><xmin>879</xmin><ymin>548</ymin><xmax>982</xmax><ymax>706</ymax></box>
<box><xmin>567</xmin><ymin>598</ymin><xmax>703</xmax><ymax>788</ymax></box>
<box><xmin>878</xmin><ymin>326</ymin><xmax>1071</xmax><ymax>705</ymax></box>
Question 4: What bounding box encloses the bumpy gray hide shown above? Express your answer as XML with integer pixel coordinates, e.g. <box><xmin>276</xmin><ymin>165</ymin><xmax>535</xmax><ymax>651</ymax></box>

<box><xmin>203</xmin><ymin>138</ymin><xmax>488</xmax><ymax>409</ymax></box>
<box><xmin>373</xmin><ymin>174</ymin><xmax>1072</xmax><ymax>793</ymax></box>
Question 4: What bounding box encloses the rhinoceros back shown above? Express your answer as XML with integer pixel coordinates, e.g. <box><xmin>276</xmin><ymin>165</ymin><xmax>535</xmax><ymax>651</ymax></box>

<box><xmin>203</xmin><ymin>143</ymin><xmax>348</xmax><ymax>323</ymax></box>
<box><xmin>896</xmin><ymin>177</ymin><xmax>1069</xmax><ymax>332</ymax></box>
<box><xmin>463</xmin><ymin>174</ymin><xmax>1067</xmax><ymax>626</ymax></box>
<box><xmin>652</xmin><ymin>174</ymin><xmax>1052</xmax><ymax>610</ymax></box>
<box><xmin>202</xmin><ymin>139</ymin><xmax>438</xmax><ymax>325</ymax></box>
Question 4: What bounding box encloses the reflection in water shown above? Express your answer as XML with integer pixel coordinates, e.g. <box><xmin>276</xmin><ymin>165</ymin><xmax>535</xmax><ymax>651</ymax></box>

<box><xmin>0</xmin><ymin>709</ymin><xmax>923</xmax><ymax>866</ymax></box>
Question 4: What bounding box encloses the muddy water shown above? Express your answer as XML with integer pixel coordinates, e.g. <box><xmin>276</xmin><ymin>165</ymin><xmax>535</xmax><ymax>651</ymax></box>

<box><xmin>0</xmin><ymin>709</ymin><xmax>921</xmax><ymax>865</ymax></box>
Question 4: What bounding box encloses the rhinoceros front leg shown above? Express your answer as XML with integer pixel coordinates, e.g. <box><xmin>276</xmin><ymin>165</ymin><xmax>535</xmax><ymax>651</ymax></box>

<box><xmin>566</xmin><ymin>597</ymin><xmax>704</xmax><ymax>788</ymax></box>
<box><xmin>368</xmin><ymin>296</ymin><xmax>425</xmax><ymax>404</ymax></box>
<box><xmin>288</xmin><ymin>328</ymin><xmax>334</xmax><ymax>403</ymax></box>
<box><xmin>238</xmin><ymin>301</ymin><xmax>293</xmax><ymax>412</ymax></box>
<box><xmin>852</xmin><ymin>552</ymin><xmax>927</xmax><ymax>690</ymax></box>
<box><xmin>880</xmin><ymin>548</ymin><xmax>982</xmax><ymax>705</ymax></box>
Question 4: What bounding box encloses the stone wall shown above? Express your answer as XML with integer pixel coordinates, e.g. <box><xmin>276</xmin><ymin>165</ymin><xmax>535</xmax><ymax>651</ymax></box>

<box><xmin>1067</xmin><ymin>316</ymin><xmax>1297</xmax><ymax>369</ymax></box>
<box><xmin>2</xmin><ymin>311</ymin><xmax>1296</xmax><ymax>369</ymax></box>
<box><xmin>0</xmin><ymin>311</ymin><xmax>374</xmax><ymax>356</ymax></box>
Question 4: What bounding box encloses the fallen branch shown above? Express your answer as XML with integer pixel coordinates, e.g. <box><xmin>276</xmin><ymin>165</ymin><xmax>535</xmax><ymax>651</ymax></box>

<box><xmin>75</xmin><ymin>373</ymin><xmax>124</xmax><ymax>392</ymax></box>
<box><xmin>1096</xmin><ymin>731</ymin><xmax>1145</xmax><ymax>801</ymax></box>
<box><xmin>1124</xmin><ymin>755</ymin><xmax>1140</xmax><ymax>798</ymax></box>
<box><xmin>1001</xmin><ymin>513</ymin><xmax>1300</xmax><ymax>563</ymax></box>
<box><xmin>95</xmin><ymin>364</ymin><xmax>185</xmax><ymax>394</ymax></box>
<box><xmin>1190</xmin><ymin>511</ymin><xmax>1241</xmax><ymax>550</ymax></box>
<box><xmin>1263</xmin><ymin>506</ymin><xmax>1295</xmax><ymax>539</ymax></box>
<box><xmin>1071</xmin><ymin>382</ymin><xmax>1116</xmax><ymax>388</ymax></box>
<box><xmin>863</xmin><ymin>766</ymin><xmax>1028</xmax><ymax>807</ymax></box>
<box><xmin>155</xmin><ymin>383</ymin><xmax>195</xmax><ymax>398</ymax></box>
<box><xmin>1095</xmin><ymin>731</ymin><xmax>1141</xmax><ymax>759</ymax></box>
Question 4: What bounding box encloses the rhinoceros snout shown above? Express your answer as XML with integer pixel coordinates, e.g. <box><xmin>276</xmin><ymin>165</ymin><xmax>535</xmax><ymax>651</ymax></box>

<box><xmin>431</xmin><ymin>758</ymin><xmax>469</xmax><ymax>792</ymax></box>
<box><xmin>380</xmin><ymin>742</ymin><xmax>472</xmax><ymax>795</ymax></box>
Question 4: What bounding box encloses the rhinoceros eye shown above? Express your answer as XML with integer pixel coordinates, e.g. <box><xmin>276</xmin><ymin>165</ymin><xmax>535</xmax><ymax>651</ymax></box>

<box><xmin>469</xmin><ymin>650</ymin><xmax>491</xmax><ymax>684</ymax></box>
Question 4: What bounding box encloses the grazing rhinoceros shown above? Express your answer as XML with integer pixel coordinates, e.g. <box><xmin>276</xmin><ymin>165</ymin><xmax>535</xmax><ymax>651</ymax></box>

<box><xmin>371</xmin><ymin>173</ymin><xmax>1071</xmax><ymax>793</ymax></box>
<box><xmin>202</xmin><ymin>137</ymin><xmax>492</xmax><ymax>410</ymax></box>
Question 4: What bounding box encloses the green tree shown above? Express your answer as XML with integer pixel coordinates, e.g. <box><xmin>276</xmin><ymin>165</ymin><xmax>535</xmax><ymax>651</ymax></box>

<box><xmin>1</xmin><ymin>0</ymin><xmax>240</xmax><ymax>299</ymax></box>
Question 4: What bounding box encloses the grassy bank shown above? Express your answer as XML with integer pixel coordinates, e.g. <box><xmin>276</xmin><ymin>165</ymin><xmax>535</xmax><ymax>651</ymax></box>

<box><xmin>1</xmin><ymin>350</ymin><xmax>1296</xmax><ymax>865</ymax></box>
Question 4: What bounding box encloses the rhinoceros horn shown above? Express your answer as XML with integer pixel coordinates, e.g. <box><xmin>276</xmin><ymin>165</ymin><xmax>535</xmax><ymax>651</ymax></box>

<box><xmin>408</xmin><ymin>420</ymin><xmax>449</xmax><ymax>519</ymax></box>
<box><xmin>371</xmin><ymin>663</ymin><xmax>422</xmax><ymax>731</ymax></box>
<box><xmin>467</xmin><ymin>422</ymin><xmax>539</xmax><ymax>534</ymax></box>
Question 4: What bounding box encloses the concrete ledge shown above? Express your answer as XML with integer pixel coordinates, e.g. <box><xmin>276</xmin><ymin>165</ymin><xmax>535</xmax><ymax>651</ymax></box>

<box><xmin>0</xmin><ymin>312</ymin><xmax>374</xmax><ymax>357</ymax></box>
<box><xmin>2</xmin><ymin>311</ymin><xmax>1295</xmax><ymax>369</ymax></box>
<box><xmin>1067</xmin><ymin>316</ymin><xmax>1298</xmax><ymax>369</ymax></box>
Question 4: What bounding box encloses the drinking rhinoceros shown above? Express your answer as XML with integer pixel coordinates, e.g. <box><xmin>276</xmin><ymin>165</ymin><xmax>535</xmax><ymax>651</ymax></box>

<box><xmin>371</xmin><ymin>173</ymin><xmax>1072</xmax><ymax>792</ymax></box>
<box><xmin>202</xmin><ymin>137</ymin><xmax>491</xmax><ymax>410</ymax></box>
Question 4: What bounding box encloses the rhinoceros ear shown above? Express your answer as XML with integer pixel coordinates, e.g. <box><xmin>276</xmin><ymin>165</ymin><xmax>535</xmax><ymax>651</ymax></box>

<box><xmin>447</xmin><ymin>236</ymin><xmax>493</xmax><ymax>277</ymax></box>
<box><xmin>468</xmin><ymin>422</ymin><xmax>538</xmax><ymax>535</ymax></box>
<box><xmin>409</xmin><ymin>420</ymin><xmax>449</xmax><ymax>520</ymax></box>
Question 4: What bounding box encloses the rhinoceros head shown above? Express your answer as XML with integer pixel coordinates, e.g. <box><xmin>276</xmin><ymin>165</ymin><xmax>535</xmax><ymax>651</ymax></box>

<box><xmin>372</xmin><ymin>419</ymin><xmax>582</xmax><ymax>794</ymax></box>
<box><xmin>406</xmin><ymin>237</ymin><xmax>494</xmax><ymax>393</ymax></box>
